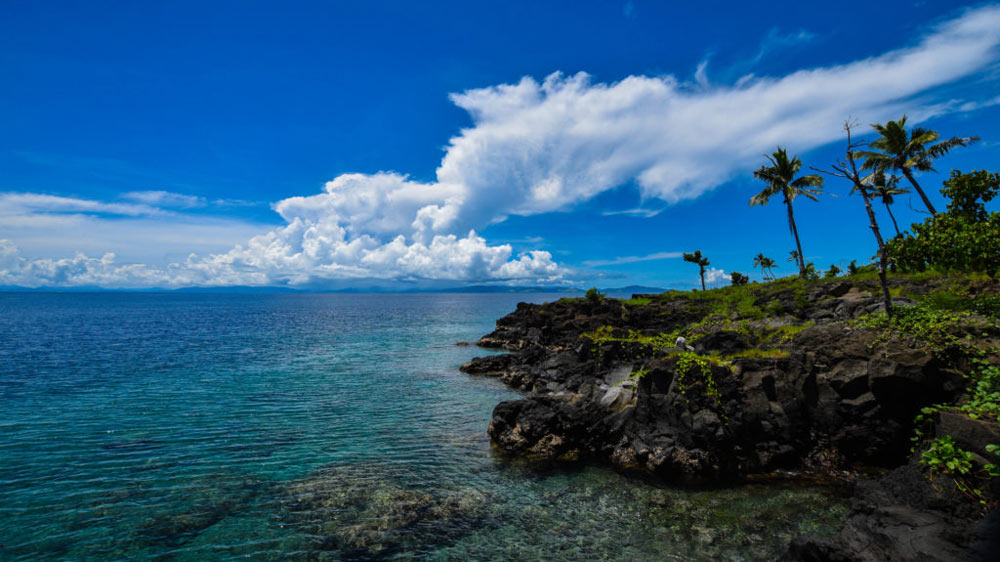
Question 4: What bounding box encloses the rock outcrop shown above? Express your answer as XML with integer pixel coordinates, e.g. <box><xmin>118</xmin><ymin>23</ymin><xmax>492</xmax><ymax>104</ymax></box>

<box><xmin>463</xmin><ymin>276</ymin><xmax>1000</xmax><ymax>561</ymax></box>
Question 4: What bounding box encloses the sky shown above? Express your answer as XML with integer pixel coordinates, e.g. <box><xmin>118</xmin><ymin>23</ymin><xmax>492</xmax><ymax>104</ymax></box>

<box><xmin>1</xmin><ymin>0</ymin><xmax>999</xmax><ymax>290</ymax></box>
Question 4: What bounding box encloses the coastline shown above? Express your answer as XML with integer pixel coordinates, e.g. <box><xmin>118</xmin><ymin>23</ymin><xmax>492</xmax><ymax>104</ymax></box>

<box><xmin>463</xmin><ymin>274</ymin><xmax>1000</xmax><ymax>560</ymax></box>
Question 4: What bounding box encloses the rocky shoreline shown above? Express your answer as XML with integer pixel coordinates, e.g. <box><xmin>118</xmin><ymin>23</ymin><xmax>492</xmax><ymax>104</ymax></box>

<box><xmin>462</xmin><ymin>276</ymin><xmax>1000</xmax><ymax>561</ymax></box>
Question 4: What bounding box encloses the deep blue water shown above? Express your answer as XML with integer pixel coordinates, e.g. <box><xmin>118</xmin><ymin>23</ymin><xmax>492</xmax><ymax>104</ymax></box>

<box><xmin>0</xmin><ymin>293</ymin><xmax>847</xmax><ymax>560</ymax></box>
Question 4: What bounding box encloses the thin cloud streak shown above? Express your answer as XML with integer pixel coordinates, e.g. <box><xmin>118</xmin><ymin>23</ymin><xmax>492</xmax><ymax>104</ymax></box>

<box><xmin>584</xmin><ymin>252</ymin><xmax>685</xmax><ymax>267</ymax></box>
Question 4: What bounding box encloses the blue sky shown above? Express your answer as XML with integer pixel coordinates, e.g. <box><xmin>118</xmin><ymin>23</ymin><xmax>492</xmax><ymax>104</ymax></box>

<box><xmin>1</xmin><ymin>0</ymin><xmax>999</xmax><ymax>289</ymax></box>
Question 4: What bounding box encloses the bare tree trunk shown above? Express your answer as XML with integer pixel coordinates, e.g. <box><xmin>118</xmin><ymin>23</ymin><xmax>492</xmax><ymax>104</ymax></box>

<box><xmin>847</xmin><ymin>134</ymin><xmax>892</xmax><ymax>318</ymax></box>
<box><xmin>814</xmin><ymin>122</ymin><xmax>893</xmax><ymax>318</ymax></box>
<box><xmin>785</xmin><ymin>198</ymin><xmax>806</xmax><ymax>278</ymax></box>
<box><xmin>884</xmin><ymin>202</ymin><xmax>901</xmax><ymax>237</ymax></box>
<box><xmin>699</xmin><ymin>266</ymin><xmax>706</xmax><ymax>291</ymax></box>
<box><xmin>901</xmin><ymin>168</ymin><xmax>937</xmax><ymax>215</ymax></box>
<box><xmin>857</xmin><ymin>186</ymin><xmax>894</xmax><ymax>318</ymax></box>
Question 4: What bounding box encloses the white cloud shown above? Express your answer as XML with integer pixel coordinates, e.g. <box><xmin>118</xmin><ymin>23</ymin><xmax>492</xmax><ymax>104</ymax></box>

<box><xmin>704</xmin><ymin>267</ymin><xmax>728</xmax><ymax>286</ymax></box>
<box><xmin>0</xmin><ymin>192</ymin><xmax>165</xmax><ymax>217</ymax></box>
<box><xmin>583</xmin><ymin>251</ymin><xmax>684</xmax><ymax>267</ymax></box>
<box><xmin>0</xmin><ymin>192</ymin><xmax>275</xmax><ymax>266</ymax></box>
<box><xmin>122</xmin><ymin>190</ymin><xmax>206</xmax><ymax>208</ymax></box>
<box><xmin>431</xmin><ymin>4</ymin><xmax>1000</xmax><ymax>234</ymax></box>
<box><xmin>751</xmin><ymin>27</ymin><xmax>817</xmax><ymax>64</ymax></box>
<box><xmin>2</xmin><ymin>4</ymin><xmax>1000</xmax><ymax>288</ymax></box>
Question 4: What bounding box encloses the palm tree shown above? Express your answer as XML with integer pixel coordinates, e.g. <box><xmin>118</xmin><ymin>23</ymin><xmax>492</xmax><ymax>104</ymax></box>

<box><xmin>862</xmin><ymin>171</ymin><xmax>909</xmax><ymax>237</ymax></box>
<box><xmin>856</xmin><ymin>116</ymin><xmax>978</xmax><ymax>215</ymax></box>
<box><xmin>763</xmin><ymin>256</ymin><xmax>777</xmax><ymax>280</ymax></box>
<box><xmin>751</xmin><ymin>148</ymin><xmax>824</xmax><ymax>279</ymax></box>
<box><xmin>683</xmin><ymin>250</ymin><xmax>710</xmax><ymax>291</ymax></box>
<box><xmin>753</xmin><ymin>253</ymin><xmax>776</xmax><ymax>281</ymax></box>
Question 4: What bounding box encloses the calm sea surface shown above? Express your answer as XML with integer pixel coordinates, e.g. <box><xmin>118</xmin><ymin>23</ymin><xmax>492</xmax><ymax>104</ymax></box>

<box><xmin>0</xmin><ymin>293</ymin><xmax>847</xmax><ymax>560</ymax></box>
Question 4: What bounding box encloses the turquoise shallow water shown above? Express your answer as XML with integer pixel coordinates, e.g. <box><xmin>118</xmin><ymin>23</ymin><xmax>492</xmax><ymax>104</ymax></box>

<box><xmin>0</xmin><ymin>293</ymin><xmax>848</xmax><ymax>560</ymax></box>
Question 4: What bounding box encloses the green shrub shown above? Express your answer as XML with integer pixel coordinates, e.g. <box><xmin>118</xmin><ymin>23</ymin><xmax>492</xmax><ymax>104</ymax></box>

<box><xmin>889</xmin><ymin>170</ymin><xmax>1000</xmax><ymax>276</ymax></box>
<box><xmin>803</xmin><ymin>262</ymin><xmax>819</xmax><ymax>281</ymax></box>
<box><xmin>585</xmin><ymin>287</ymin><xmax>604</xmax><ymax>303</ymax></box>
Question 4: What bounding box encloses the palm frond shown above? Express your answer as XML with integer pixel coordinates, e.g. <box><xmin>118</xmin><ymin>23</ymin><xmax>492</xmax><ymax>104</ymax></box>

<box><xmin>925</xmin><ymin>136</ymin><xmax>979</xmax><ymax>159</ymax></box>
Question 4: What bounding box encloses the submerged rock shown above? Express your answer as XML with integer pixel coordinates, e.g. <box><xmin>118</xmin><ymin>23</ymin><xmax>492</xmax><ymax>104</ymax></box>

<box><xmin>278</xmin><ymin>463</ymin><xmax>488</xmax><ymax>557</ymax></box>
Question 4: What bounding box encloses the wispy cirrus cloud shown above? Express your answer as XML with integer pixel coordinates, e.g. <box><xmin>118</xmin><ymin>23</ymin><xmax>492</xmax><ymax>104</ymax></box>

<box><xmin>0</xmin><ymin>192</ymin><xmax>166</xmax><ymax>217</ymax></box>
<box><xmin>122</xmin><ymin>190</ymin><xmax>262</xmax><ymax>209</ymax></box>
<box><xmin>751</xmin><ymin>27</ymin><xmax>818</xmax><ymax>64</ymax></box>
<box><xmin>122</xmin><ymin>190</ymin><xmax>206</xmax><ymax>208</ymax></box>
<box><xmin>583</xmin><ymin>252</ymin><xmax>684</xmax><ymax>267</ymax></box>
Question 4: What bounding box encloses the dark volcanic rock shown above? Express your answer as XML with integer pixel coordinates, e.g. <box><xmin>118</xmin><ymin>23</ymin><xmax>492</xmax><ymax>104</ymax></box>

<box><xmin>481</xmin><ymin>318</ymin><xmax>963</xmax><ymax>480</ymax></box>
<box><xmin>467</xmin><ymin>279</ymin><xmax>1000</xmax><ymax>560</ymax></box>
<box><xmin>782</xmin><ymin>462</ymin><xmax>1000</xmax><ymax>562</ymax></box>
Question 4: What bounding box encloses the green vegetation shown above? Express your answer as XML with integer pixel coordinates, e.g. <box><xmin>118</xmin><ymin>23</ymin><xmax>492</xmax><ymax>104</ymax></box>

<box><xmin>888</xmin><ymin>170</ymin><xmax>1000</xmax><ymax>276</ymax></box>
<box><xmin>856</xmin><ymin>302</ymin><xmax>977</xmax><ymax>359</ymax></box>
<box><xmin>586</xmin><ymin>287</ymin><xmax>605</xmax><ymax>303</ymax></box>
<box><xmin>730</xmin><ymin>272</ymin><xmax>749</xmax><ymax>286</ymax></box>
<box><xmin>855</xmin><ymin>287</ymin><xmax>1000</xmax><ymax>509</ymax></box>
<box><xmin>675</xmin><ymin>352</ymin><xmax>723</xmax><ymax>412</ymax></box>
<box><xmin>581</xmin><ymin>325</ymin><xmax>680</xmax><ymax>353</ymax></box>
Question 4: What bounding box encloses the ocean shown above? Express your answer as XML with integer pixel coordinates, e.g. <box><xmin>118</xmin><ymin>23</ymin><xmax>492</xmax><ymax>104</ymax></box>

<box><xmin>0</xmin><ymin>293</ymin><xmax>847</xmax><ymax>560</ymax></box>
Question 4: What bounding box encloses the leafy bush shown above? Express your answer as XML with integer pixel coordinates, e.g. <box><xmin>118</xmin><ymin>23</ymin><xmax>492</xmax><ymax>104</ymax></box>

<box><xmin>889</xmin><ymin>170</ymin><xmax>1000</xmax><ymax>276</ymax></box>
<box><xmin>857</xmin><ymin>302</ymin><xmax>973</xmax><ymax>359</ymax></box>
<box><xmin>847</xmin><ymin>260</ymin><xmax>859</xmax><ymax>275</ymax></box>
<box><xmin>730</xmin><ymin>272</ymin><xmax>749</xmax><ymax>286</ymax></box>
<box><xmin>825</xmin><ymin>264</ymin><xmax>841</xmax><ymax>278</ymax></box>
<box><xmin>585</xmin><ymin>287</ymin><xmax>604</xmax><ymax>303</ymax></box>
<box><xmin>920</xmin><ymin>435</ymin><xmax>974</xmax><ymax>477</ymax></box>
<box><xmin>803</xmin><ymin>262</ymin><xmax>819</xmax><ymax>281</ymax></box>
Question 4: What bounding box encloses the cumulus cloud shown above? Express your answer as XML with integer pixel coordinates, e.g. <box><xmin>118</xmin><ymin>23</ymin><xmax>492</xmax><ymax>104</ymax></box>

<box><xmin>704</xmin><ymin>267</ymin><xmax>728</xmax><ymax>287</ymax></box>
<box><xmin>2</xmin><ymin>4</ymin><xmax>1000</xmax><ymax>288</ymax></box>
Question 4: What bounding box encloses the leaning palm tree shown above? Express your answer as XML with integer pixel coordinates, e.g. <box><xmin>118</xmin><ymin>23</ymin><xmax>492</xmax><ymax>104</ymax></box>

<box><xmin>753</xmin><ymin>253</ymin><xmax>767</xmax><ymax>280</ymax></box>
<box><xmin>751</xmin><ymin>148</ymin><xmax>824</xmax><ymax>279</ymax></box>
<box><xmin>861</xmin><ymin>170</ymin><xmax>909</xmax><ymax>237</ymax></box>
<box><xmin>683</xmin><ymin>250</ymin><xmax>710</xmax><ymax>291</ymax></box>
<box><xmin>753</xmin><ymin>253</ymin><xmax>776</xmax><ymax>281</ymax></box>
<box><xmin>855</xmin><ymin>116</ymin><xmax>978</xmax><ymax>215</ymax></box>
<box><xmin>763</xmin><ymin>256</ymin><xmax>777</xmax><ymax>280</ymax></box>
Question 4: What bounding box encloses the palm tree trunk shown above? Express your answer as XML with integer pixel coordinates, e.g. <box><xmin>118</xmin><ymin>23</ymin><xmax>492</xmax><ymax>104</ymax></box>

<box><xmin>785</xmin><ymin>198</ymin><xmax>806</xmax><ymax>278</ymax></box>
<box><xmin>858</xmin><ymin>187</ymin><xmax>893</xmax><ymax>318</ymax></box>
<box><xmin>884</xmin><ymin>202</ymin><xmax>901</xmax><ymax>237</ymax></box>
<box><xmin>901</xmin><ymin>168</ymin><xmax>937</xmax><ymax>215</ymax></box>
<box><xmin>699</xmin><ymin>265</ymin><xmax>706</xmax><ymax>291</ymax></box>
